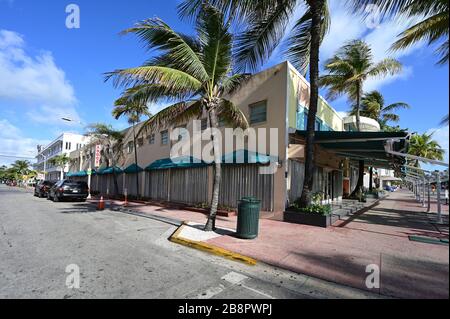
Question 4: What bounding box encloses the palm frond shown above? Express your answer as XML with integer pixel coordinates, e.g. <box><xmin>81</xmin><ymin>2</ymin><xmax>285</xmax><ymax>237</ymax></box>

<box><xmin>367</xmin><ymin>58</ymin><xmax>403</xmax><ymax>78</ymax></box>
<box><xmin>234</xmin><ymin>0</ymin><xmax>297</xmax><ymax>72</ymax></box>
<box><xmin>105</xmin><ymin>66</ymin><xmax>202</xmax><ymax>97</ymax></box>
<box><xmin>383</xmin><ymin>102</ymin><xmax>410</xmax><ymax>112</ymax></box>
<box><xmin>217</xmin><ymin>99</ymin><xmax>249</xmax><ymax>129</ymax></box>
<box><xmin>121</xmin><ymin>18</ymin><xmax>208</xmax><ymax>81</ymax></box>
<box><xmin>196</xmin><ymin>4</ymin><xmax>233</xmax><ymax>84</ymax></box>
<box><xmin>392</xmin><ymin>12</ymin><xmax>449</xmax><ymax>51</ymax></box>
<box><xmin>138</xmin><ymin>101</ymin><xmax>203</xmax><ymax>136</ymax></box>
<box><xmin>285</xmin><ymin>2</ymin><xmax>330</xmax><ymax>74</ymax></box>
<box><xmin>221</xmin><ymin>73</ymin><xmax>252</xmax><ymax>96</ymax></box>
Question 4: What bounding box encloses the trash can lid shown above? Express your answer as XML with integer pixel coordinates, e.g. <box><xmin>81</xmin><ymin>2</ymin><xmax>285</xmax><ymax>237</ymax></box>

<box><xmin>240</xmin><ymin>197</ymin><xmax>261</xmax><ymax>203</ymax></box>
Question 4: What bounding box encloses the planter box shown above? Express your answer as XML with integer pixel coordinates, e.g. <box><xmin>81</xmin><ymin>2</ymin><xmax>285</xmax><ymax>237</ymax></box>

<box><xmin>284</xmin><ymin>210</ymin><xmax>336</xmax><ymax>228</ymax></box>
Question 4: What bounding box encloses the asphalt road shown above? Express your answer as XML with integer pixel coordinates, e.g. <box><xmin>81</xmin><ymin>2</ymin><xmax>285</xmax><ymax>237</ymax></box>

<box><xmin>0</xmin><ymin>185</ymin><xmax>377</xmax><ymax>299</ymax></box>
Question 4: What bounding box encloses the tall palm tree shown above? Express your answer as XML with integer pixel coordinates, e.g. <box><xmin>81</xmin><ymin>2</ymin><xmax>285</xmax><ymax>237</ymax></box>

<box><xmin>350</xmin><ymin>0</ymin><xmax>449</xmax><ymax>65</ymax></box>
<box><xmin>178</xmin><ymin>0</ymin><xmax>330</xmax><ymax>207</ymax></box>
<box><xmin>320</xmin><ymin>40</ymin><xmax>403</xmax><ymax>131</ymax></box>
<box><xmin>408</xmin><ymin>132</ymin><xmax>445</xmax><ymax>167</ymax></box>
<box><xmin>350</xmin><ymin>90</ymin><xmax>410</xmax><ymax>130</ymax></box>
<box><xmin>11</xmin><ymin>160</ymin><xmax>31</xmax><ymax>177</ymax></box>
<box><xmin>85</xmin><ymin>124</ymin><xmax>125</xmax><ymax>196</ymax></box>
<box><xmin>49</xmin><ymin>155</ymin><xmax>70</xmax><ymax>181</ymax></box>
<box><xmin>320</xmin><ymin>40</ymin><xmax>402</xmax><ymax>196</ymax></box>
<box><xmin>112</xmin><ymin>100</ymin><xmax>151</xmax><ymax>199</ymax></box>
<box><xmin>105</xmin><ymin>5</ymin><xmax>250</xmax><ymax>231</ymax></box>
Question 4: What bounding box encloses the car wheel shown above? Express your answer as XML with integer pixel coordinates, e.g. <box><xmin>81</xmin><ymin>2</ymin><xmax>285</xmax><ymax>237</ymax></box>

<box><xmin>53</xmin><ymin>195</ymin><xmax>59</xmax><ymax>202</ymax></box>
<box><xmin>47</xmin><ymin>193</ymin><xmax>52</xmax><ymax>200</ymax></box>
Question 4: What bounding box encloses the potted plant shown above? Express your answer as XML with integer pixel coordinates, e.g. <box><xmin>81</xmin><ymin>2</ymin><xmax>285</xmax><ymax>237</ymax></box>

<box><xmin>284</xmin><ymin>194</ymin><xmax>334</xmax><ymax>228</ymax></box>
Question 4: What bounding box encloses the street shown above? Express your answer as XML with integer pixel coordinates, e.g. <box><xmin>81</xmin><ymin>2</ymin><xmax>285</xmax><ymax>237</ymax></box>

<box><xmin>0</xmin><ymin>185</ymin><xmax>376</xmax><ymax>299</ymax></box>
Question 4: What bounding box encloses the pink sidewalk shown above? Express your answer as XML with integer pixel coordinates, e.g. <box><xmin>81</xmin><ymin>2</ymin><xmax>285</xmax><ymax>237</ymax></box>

<box><xmin>99</xmin><ymin>190</ymin><xmax>449</xmax><ymax>299</ymax></box>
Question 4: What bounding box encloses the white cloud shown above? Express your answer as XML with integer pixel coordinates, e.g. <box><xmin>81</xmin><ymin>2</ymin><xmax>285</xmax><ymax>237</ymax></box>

<box><xmin>0</xmin><ymin>29</ymin><xmax>81</xmax><ymax>125</ymax></box>
<box><xmin>0</xmin><ymin>119</ymin><xmax>50</xmax><ymax>166</ymax></box>
<box><xmin>337</xmin><ymin>111</ymin><xmax>349</xmax><ymax>119</ymax></box>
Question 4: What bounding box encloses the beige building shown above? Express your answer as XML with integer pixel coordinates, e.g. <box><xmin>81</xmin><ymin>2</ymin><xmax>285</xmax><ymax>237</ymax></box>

<box><xmin>68</xmin><ymin>61</ymin><xmax>406</xmax><ymax>213</ymax></box>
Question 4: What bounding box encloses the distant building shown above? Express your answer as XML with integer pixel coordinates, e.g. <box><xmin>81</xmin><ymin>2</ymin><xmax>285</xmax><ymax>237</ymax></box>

<box><xmin>35</xmin><ymin>133</ymin><xmax>88</xmax><ymax>181</ymax></box>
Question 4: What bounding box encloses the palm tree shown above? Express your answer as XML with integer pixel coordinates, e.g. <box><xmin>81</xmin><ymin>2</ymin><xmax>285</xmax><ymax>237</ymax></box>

<box><xmin>349</xmin><ymin>0</ymin><xmax>449</xmax><ymax>65</ymax></box>
<box><xmin>106</xmin><ymin>5</ymin><xmax>250</xmax><ymax>231</ymax></box>
<box><xmin>85</xmin><ymin>124</ymin><xmax>125</xmax><ymax>196</ymax></box>
<box><xmin>409</xmin><ymin>132</ymin><xmax>445</xmax><ymax>167</ymax></box>
<box><xmin>49</xmin><ymin>155</ymin><xmax>70</xmax><ymax>181</ymax></box>
<box><xmin>112</xmin><ymin>100</ymin><xmax>151</xmax><ymax>199</ymax></box>
<box><xmin>350</xmin><ymin>90</ymin><xmax>410</xmax><ymax>130</ymax></box>
<box><xmin>320</xmin><ymin>40</ymin><xmax>402</xmax><ymax>131</ymax></box>
<box><xmin>320</xmin><ymin>40</ymin><xmax>402</xmax><ymax>197</ymax></box>
<box><xmin>178</xmin><ymin>0</ymin><xmax>330</xmax><ymax>207</ymax></box>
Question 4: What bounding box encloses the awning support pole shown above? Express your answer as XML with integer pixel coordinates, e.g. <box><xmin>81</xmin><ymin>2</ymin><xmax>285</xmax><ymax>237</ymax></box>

<box><xmin>427</xmin><ymin>177</ymin><xmax>431</xmax><ymax>213</ymax></box>
<box><xmin>436</xmin><ymin>171</ymin><xmax>443</xmax><ymax>224</ymax></box>
<box><xmin>422</xmin><ymin>177</ymin><xmax>426</xmax><ymax>208</ymax></box>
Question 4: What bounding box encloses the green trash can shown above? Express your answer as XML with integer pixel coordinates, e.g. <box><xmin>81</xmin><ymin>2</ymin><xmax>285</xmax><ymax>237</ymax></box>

<box><xmin>236</xmin><ymin>197</ymin><xmax>261</xmax><ymax>239</ymax></box>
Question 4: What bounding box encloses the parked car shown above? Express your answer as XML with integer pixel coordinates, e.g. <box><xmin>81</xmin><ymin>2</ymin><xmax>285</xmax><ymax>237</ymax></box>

<box><xmin>47</xmin><ymin>180</ymin><xmax>89</xmax><ymax>202</ymax></box>
<box><xmin>34</xmin><ymin>180</ymin><xmax>55</xmax><ymax>198</ymax></box>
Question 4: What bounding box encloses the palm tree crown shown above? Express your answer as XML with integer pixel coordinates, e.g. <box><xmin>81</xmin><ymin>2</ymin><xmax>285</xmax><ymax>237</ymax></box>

<box><xmin>408</xmin><ymin>132</ymin><xmax>445</xmax><ymax>167</ymax></box>
<box><xmin>320</xmin><ymin>40</ymin><xmax>402</xmax><ymax>130</ymax></box>
<box><xmin>350</xmin><ymin>90</ymin><xmax>410</xmax><ymax>130</ymax></box>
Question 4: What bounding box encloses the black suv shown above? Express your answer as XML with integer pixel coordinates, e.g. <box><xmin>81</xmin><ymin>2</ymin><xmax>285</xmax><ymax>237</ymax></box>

<box><xmin>48</xmin><ymin>180</ymin><xmax>89</xmax><ymax>202</ymax></box>
<box><xmin>34</xmin><ymin>180</ymin><xmax>55</xmax><ymax>198</ymax></box>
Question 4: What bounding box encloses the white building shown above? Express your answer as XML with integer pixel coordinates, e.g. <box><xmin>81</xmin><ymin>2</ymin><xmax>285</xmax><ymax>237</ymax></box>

<box><xmin>35</xmin><ymin>133</ymin><xmax>88</xmax><ymax>181</ymax></box>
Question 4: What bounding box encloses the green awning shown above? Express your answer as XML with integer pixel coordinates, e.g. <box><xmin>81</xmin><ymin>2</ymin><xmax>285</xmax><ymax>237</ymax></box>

<box><xmin>146</xmin><ymin>157</ymin><xmax>207</xmax><ymax>171</ymax></box>
<box><xmin>222</xmin><ymin>150</ymin><xmax>278</xmax><ymax>165</ymax></box>
<box><xmin>67</xmin><ymin>170</ymin><xmax>89</xmax><ymax>177</ymax></box>
<box><xmin>293</xmin><ymin>131</ymin><xmax>409</xmax><ymax>169</ymax></box>
<box><xmin>124</xmin><ymin>164</ymin><xmax>144</xmax><ymax>174</ymax></box>
<box><xmin>100</xmin><ymin>166</ymin><xmax>123</xmax><ymax>175</ymax></box>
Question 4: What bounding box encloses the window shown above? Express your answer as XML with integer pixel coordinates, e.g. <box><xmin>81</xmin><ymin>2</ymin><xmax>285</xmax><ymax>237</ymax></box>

<box><xmin>65</xmin><ymin>142</ymin><xmax>71</xmax><ymax>150</ymax></box>
<box><xmin>161</xmin><ymin>130</ymin><xmax>169</xmax><ymax>145</ymax></box>
<box><xmin>148</xmin><ymin>134</ymin><xmax>155</xmax><ymax>145</ymax></box>
<box><xmin>249</xmin><ymin>101</ymin><xmax>267</xmax><ymax>124</ymax></box>
<box><xmin>137</xmin><ymin>137</ymin><xmax>144</xmax><ymax>147</ymax></box>
<box><xmin>175</xmin><ymin>125</ymin><xmax>187</xmax><ymax>141</ymax></box>
<box><xmin>201</xmin><ymin>118</ymin><xmax>208</xmax><ymax>131</ymax></box>
<box><xmin>218</xmin><ymin>116</ymin><xmax>227</xmax><ymax>127</ymax></box>
<box><xmin>315</xmin><ymin>119</ymin><xmax>322</xmax><ymax>131</ymax></box>
<box><xmin>127</xmin><ymin>141</ymin><xmax>134</xmax><ymax>154</ymax></box>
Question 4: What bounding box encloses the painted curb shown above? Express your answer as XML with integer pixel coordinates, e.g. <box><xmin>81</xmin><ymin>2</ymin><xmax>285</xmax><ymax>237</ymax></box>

<box><xmin>169</xmin><ymin>222</ymin><xmax>257</xmax><ymax>266</ymax></box>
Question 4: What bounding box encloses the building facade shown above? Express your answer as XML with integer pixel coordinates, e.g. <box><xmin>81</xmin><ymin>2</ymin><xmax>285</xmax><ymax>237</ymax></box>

<box><xmin>67</xmin><ymin>62</ymin><xmax>401</xmax><ymax>212</ymax></box>
<box><xmin>36</xmin><ymin>133</ymin><xmax>88</xmax><ymax>181</ymax></box>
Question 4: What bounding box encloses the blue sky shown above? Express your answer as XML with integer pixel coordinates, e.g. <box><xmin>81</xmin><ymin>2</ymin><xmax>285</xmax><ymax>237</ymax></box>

<box><xmin>0</xmin><ymin>0</ymin><xmax>448</xmax><ymax>168</ymax></box>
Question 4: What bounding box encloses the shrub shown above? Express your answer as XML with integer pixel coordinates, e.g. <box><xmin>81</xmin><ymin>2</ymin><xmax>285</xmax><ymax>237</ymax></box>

<box><xmin>289</xmin><ymin>203</ymin><xmax>332</xmax><ymax>216</ymax></box>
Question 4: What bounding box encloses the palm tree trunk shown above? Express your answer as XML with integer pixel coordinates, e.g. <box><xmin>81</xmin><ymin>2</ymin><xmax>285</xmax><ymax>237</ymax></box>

<box><xmin>132</xmin><ymin>122</ymin><xmax>140</xmax><ymax>199</ymax></box>
<box><xmin>350</xmin><ymin>82</ymin><xmax>365</xmax><ymax>198</ymax></box>
<box><xmin>205</xmin><ymin>107</ymin><xmax>221</xmax><ymax>232</ymax></box>
<box><xmin>355</xmin><ymin>81</ymin><xmax>362</xmax><ymax>131</ymax></box>
<box><xmin>299</xmin><ymin>0</ymin><xmax>325</xmax><ymax>208</ymax></box>
<box><xmin>369</xmin><ymin>167</ymin><xmax>373</xmax><ymax>192</ymax></box>
<box><xmin>350</xmin><ymin>160</ymin><xmax>365</xmax><ymax>198</ymax></box>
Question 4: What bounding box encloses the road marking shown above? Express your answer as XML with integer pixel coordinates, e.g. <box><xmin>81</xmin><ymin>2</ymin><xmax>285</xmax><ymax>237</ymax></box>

<box><xmin>221</xmin><ymin>272</ymin><xmax>275</xmax><ymax>299</ymax></box>
<box><xmin>221</xmin><ymin>272</ymin><xmax>248</xmax><ymax>285</ymax></box>
<box><xmin>196</xmin><ymin>284</ymin><xmax>226</xmax><ymax>299</ymax></box>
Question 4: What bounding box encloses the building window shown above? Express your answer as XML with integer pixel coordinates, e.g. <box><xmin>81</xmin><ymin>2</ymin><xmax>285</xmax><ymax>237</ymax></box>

<box><xmin>249</xmin><ymin>101</ymin><xmax>267</xmax><ymax>125</ymax></box>
<box><xmin>201</xmin><ymin>118</ymin><xmax>208</xmax><ymax>131</ymax></box>
<box><xmin>137</xmin><ymin>137</ymin><xmax>144</xmax><ymax>147</ymax></box>
<box><xmin>161</xmin><ymin>130</ymin><xmax>169</xmax><ymax>145</ymax></box>
<box><xmin>315</xmin><ymin>119</ymin><xmax>322</xmax><ymax>131</ymax></box>
<box><xmin>148</xmin><ymin>134</ymin><xmax>155</xmax><ymax>145</ymax></box>
<box><xmin>175</xmin><ymin>125</ymin><xmax>187</xmax><ymax>141</ymax></box>
<box><xmin>65</xmin><ymin>142</ymin><xmax>71</xmax><ymax>150</ymax></box>
<box><xmin>127</xmin><ymin>141</ymin><xmax>134</xmax><ymax>154</ymax></box>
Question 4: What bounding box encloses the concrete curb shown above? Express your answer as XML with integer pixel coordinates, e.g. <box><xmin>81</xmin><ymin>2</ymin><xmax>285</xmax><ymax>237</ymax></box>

<box><xmin>169</xmin><ymin>223</ymin><xmax>257</xmax><ymax>266</ymax></box>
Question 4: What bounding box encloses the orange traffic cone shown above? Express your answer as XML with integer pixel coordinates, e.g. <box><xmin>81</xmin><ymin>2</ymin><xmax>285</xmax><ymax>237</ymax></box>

<box><xmin>97</xmin><ymin>196</ymin><xmax>105</xmax><ymax>211</ymax></box>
